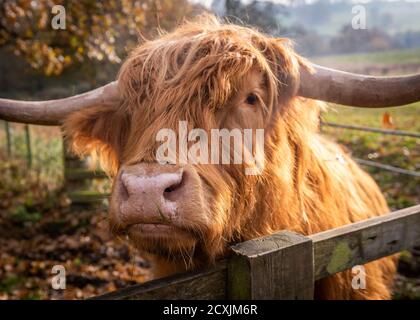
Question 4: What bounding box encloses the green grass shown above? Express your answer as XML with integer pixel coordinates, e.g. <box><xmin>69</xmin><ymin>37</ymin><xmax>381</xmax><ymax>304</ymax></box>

<box><xmin>321</xmin><ymin>101</ymin><xmax>419</xmax><ymax>210</ymax></box>
<box><xmin>0</xmin><ymin>122</ymin><xmax>64</xmax><ymax>188</ymax></box>
<box><xmin>0</xmin><ymin>275</ymin><xmax>25</xmax><ymax>294</ymax></box>
<box><xmin>323</xmin><ymin>102</ymin><xmax>420</xmax><ymax>131</ymax></box>
<box><xmin>313</xmin><ymin>48</ymin><xmax>420</xmax><ymax>66</ymax></box>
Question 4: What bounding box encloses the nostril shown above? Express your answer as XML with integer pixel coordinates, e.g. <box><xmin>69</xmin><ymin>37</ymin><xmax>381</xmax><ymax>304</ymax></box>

<box><xmin>164</xmin><ymin>180</ymin><xmax>181</xmax><ymax>193</ymax></box>
<box><xmin>164</xmin><ymin>186</ymin><xmax>175</xmax><ymax>193</ymax></box>
<box><xmin>163</xmin><ymin>171</ymin><xmax>186</xmax><ymax>201</ymax></box>
<box><xmin>119</xmin><ymin>174</ymin><xmax>129</xmax><ymax>202</ymax></box>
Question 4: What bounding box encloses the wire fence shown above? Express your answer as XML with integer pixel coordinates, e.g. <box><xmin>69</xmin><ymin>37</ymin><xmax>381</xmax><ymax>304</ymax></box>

<box><xmin>355</xmin><ymin>158</ymin><xmax>420</xmax><ymax>178</ymax></box>
<box><xmin>2</xmin><ymin>121</ymin><xmax>32</xmax><ymax>168</ymax></box>
<box><xmin>321</xmin><ymin>121</ymin><xmax>419</xmax><ymax>178</ymax></box>
<box><xmin>3</xmin><ymin>120</ymin><xmax>420</xmax><ymax>184</ymax></box>
<box><xmin>321</xmin><ymin>121</ymin><xmax>420</xmax><ymax>139</ymax></box>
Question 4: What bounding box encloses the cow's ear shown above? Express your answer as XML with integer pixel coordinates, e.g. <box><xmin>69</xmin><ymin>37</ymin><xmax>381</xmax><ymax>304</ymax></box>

<box><xmin>63</xmin><ymin>104</ymin><xmax>131</xmax><ymax>176</ymax></box>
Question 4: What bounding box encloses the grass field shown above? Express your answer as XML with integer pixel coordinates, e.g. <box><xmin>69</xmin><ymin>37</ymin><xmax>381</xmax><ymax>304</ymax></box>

<box><xmin>316</xmin><ymin>50</ymin><xmax>419</xmax><ymax>212</ymax></box>
<box><xmin>314</xmin><ymin>48</ymin><xmax>420</xmax><ymax>66</ymax></box>
<box><xmin>321</xmin><ymin>103</ymin><xmax>419</xmax><ymax>210</ymax></box>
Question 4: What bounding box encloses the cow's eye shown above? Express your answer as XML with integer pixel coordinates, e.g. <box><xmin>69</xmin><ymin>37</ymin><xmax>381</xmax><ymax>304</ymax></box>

<box><xmin>245</xmin><ymin>93</ymin><xmax>258</xmax><ymax>105</ymax></box>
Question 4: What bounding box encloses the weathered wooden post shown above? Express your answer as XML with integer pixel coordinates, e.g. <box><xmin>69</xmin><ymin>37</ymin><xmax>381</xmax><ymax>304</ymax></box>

<box><xmin>4</xmin><ymin>121</ymin><xmax>12</xmax><ymax>156</ymax></box>
<box><xmin>24</xmin><ymin>124</ymin><xmax>32</xmax><ymax>168</ymax></box>
<box><xmin>63</xmin><ymin>140</ymin><xmax>107</xmax><ymax>206</ymax></box>
<box><xmin>227</xmin><ymin>230</ymin><xmax>314</xmax><ymax>299</ymax></box>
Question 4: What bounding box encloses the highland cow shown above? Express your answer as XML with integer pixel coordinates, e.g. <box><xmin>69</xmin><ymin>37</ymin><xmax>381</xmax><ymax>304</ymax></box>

<box><xmin>2</xmin><ymin>15</ymin><xmax>420</xmax><ymax>299</ymax></box>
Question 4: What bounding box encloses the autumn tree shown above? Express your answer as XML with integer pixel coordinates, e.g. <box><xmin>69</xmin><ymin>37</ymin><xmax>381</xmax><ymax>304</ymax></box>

<box><xmin>0</xmin><ymin>0</ymin><xmax>204</xmax><ymax>76</ymax></box>
<box><xmin>219</xmin><ymin>0</ymin><xmax>288</xmax><ymax>36</ymax></box>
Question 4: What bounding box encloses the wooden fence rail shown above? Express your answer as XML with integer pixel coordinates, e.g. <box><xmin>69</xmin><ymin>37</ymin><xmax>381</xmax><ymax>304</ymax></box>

<box><xmin>93</xmin><ymin>204</ymin><xmax>420</xmax><ymax>300</ymax></box>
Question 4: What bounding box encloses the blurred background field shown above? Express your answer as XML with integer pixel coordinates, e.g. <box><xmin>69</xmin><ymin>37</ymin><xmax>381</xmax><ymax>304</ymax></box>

<box><xmin>313</xmin><ymin>50</ymin><xmax>420</xmax><ymax>212</ymax></box>
<box><xmin>0</xmin><ymin>0</ymin><xmax>419</xmax><ymax>299</ymax></box>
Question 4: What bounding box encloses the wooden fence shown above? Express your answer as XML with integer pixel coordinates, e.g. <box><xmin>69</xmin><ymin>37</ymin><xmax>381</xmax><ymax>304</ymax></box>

<box><xmin>2</xmin><ymin>121</ymin><xmax>108</xmax><ymax>205</ymax></box>
<box><xmin>3</xmin><ymin>121</ymin><xmax>32</xmax><ymax>166</ymax></box>
<box><xmin>63</xmin><ymin>142</ymin><xmax>108</xmax><ymax>205</ymax></box>
<box><xmin>91</xmin><ymin>204</ymin><xmax>420</xmax><ymax>300</ymax></box>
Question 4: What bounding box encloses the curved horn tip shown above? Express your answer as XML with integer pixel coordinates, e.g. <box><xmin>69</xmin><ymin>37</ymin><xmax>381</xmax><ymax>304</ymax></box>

<box><xmin>0</xmin><ymin>82</ymin><xmax>120</xmax><ymax>125</ymax></box>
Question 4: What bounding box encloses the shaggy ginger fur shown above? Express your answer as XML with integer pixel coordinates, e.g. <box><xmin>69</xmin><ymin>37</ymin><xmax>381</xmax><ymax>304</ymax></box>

<box><xmin>64</xmin><ymin>15</ymin><xmax>396</xmax><ymax>300</ymax></box>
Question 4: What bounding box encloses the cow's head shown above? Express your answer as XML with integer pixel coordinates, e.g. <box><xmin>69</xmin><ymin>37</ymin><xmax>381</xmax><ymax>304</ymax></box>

<box><xmin>1</xmin><ymin>15</ymin><xmax>419</xmax><ymax>269</ymax></box>
<box><xmin>65</xmin><ymin>16</ymin><xmax>309</xmax><ymax>263</ymax></box>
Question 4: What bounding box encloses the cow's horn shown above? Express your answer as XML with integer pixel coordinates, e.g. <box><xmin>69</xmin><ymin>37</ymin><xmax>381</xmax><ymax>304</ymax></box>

<box><xmin>298</xmin><ymin>64</ymin><xmax>420</xmax><ymax>108</ymax></box>
<box><xmin>0</xmin><ymin>81</ymin><xmax>120</xmax><ymax>125</ymax></box>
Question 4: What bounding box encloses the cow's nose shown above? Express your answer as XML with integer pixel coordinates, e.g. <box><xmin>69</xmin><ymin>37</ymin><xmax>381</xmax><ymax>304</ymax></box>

<box><xmin>116</xmin><ymin>168</ymin><xmax>185</xmax><ymax>225</ymax></box>
<box><xmin>121</xmin><ymin>170</ymin><xmax>184</xmax><ymax>200</ymax></box>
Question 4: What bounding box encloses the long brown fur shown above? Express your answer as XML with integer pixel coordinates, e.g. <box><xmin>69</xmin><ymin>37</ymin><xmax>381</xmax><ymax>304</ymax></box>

<box><xmin>64</xmin><ymin>14</ymin><xmax>396</xmax><ymax>299</ymax></box>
